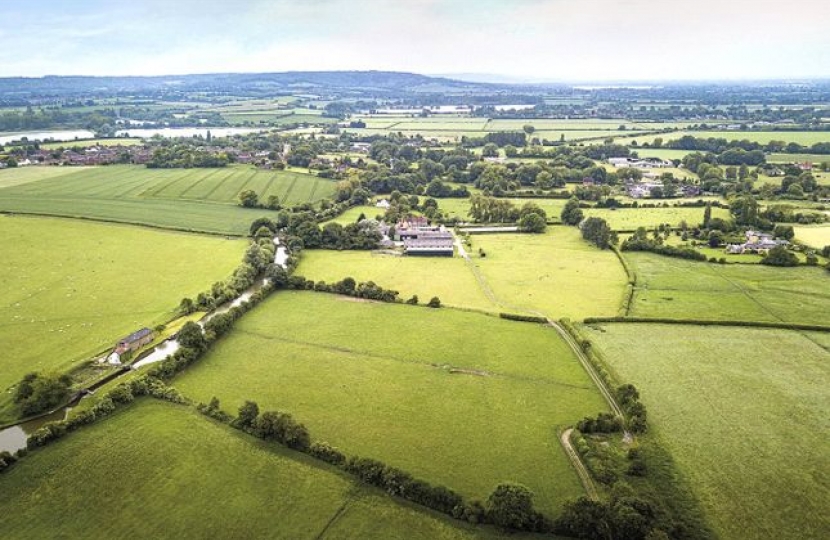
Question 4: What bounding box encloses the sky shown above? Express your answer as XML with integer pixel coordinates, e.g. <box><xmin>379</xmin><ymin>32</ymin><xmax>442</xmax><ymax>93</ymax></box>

<box><xmin>0</xmin><ymin>0</ymin><xmax>828</xmax><ymax>81</ymax></box>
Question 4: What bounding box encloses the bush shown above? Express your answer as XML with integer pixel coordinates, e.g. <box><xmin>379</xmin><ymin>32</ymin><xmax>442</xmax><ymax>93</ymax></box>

<box><xmin>427</xmin><ymin>296</ymin><xmax>442</xmax><ymax>308</ymax></box>
<box><xmin>486</xmin><ymin>483</ymin><xmax>546</xmax><ymax>531</ymax></box>
<box><xmin>761</xmin><ymin>245</ymin><xmax>799</xmax><ymax>267</ymax></box>
<box><xmin>14</xmin><ymin>372</ymin><xmax>73</xmax><ymax>418</ymax></box>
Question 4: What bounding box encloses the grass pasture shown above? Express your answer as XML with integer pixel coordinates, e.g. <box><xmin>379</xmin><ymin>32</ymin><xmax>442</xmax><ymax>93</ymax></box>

<box><xmin>471</xmin><ymin>227</ymin><xmax>628</xmax><ymax>320</ymax></box>
<box><xmin>0</xmin><ymin>399</ymin><xmax>514</xmax><ymax>539</ymax></box>
<box><xmin>794</xmin><ymin>224</ymin><xmax>830</xmax><ymax>248</ymax></box>
<box><xmin>626</xmin><ymin>252</ymin><xmax>830</xmax><ymax>324</ymax></box>
<box><xmin>296</xmin><ymin>250</ymin><xmax>495</xmax><ymax>312</ymax></box>
<box><xmin>584</xmin><ymin>323</ymin><xmax>830</xmax><ymax>540</ymax></box>
<box><xmin>176</xmin><ymin>291</ymin><xmax>608</xmax><ymax>515</ymax></box>
<box><xmin>583</xmin><ymin>206</ymin><xmax>729</xmax><ymax>231</ymax></box>
<box><xmin>0</xmin><ymin>215</ymin><xmax>244</xmax><ymax>421</ymax></box>
<box><xmin>0</xmin><ymin>165</ymin><xmax>333</xmax><ymax>234</ymax></box>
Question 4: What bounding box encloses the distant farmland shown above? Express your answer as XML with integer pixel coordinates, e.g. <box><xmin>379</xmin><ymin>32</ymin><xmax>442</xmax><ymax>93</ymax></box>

<box><xmin>0</xmin><ymin>165</ymin><xmax>334</xmax><ymax>234</ymax></box>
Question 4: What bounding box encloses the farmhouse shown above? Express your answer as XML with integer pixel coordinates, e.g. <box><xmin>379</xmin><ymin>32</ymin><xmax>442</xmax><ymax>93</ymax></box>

<box><xmin>375</xmin><ymin>198</ymin><xmax>391</xmax><ymax>209</ymax></box>
<box><xmin>726</xmin><ymin>230</ymin><xmax>789</xmax><ymax>254</ymax></box>
<box><xmin>114</xmin><ymin>327</ymin><xmax>154</xmax><ymax>354</ymax></box>
<box><xmin>608</xmin><ymin>157</ymin><xmax>672</xmax><ymax>169</ymax></box>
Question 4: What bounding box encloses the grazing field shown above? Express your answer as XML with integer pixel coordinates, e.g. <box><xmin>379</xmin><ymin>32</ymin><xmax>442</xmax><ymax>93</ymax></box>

<box><xmin>471</xmin><ymin>227</ymin><xmax>628</xmax><ymax>320</ymax></box>
<box><xmin>768</xmin><ymin>153</ymin><xmax>830</xmax><ymax>164</ymax></box>
<box><xmin>794</xmin><ymin>224</ymin><xmax>830</xmax><ymax>248</ymax></box>
<box><xmin>626</xmin><ymin>252</ymin><xmax>830</xmax><ymax>324</ymax></box>
<box><xmin>611</xmin><ymin>130</ymin><xmax>830</xmax><ymax>146</ymax></box>
<box><xmin>296</xmin><ymin>250</ymin><xmax>496</xmax><ymax>312</ymax></box>
<box><xmin>583</xmin><ymin>206</ymin><xmax>730</xmax><ymax>231</ymax></box>
<box><xmin>176</xmin><ymin>291</ymin><xmax>608</xmax><ymax>515</ymax></box>
<box><xmin>0</xmin><ymin>216</ymin><xmax>244</xmax><ymax>421</ymax></box>
<box><xmin>583</xmin><ymin>323</ymin><xmax>830</xmax><ymax>540</ymax></box>
<box><xmin>326</xmin><ymin>205</ymin><xmax>386</xmax><ymax>225</ymax></box>
<box><xmin>0</xmin><ymin>165</ymin><xmax>333</xmax><ymax>234</ymax></box>
<box><xmin>0</xmin><ymin>400</ymin><xmax>512</xmax><ymax>539</ymax></box>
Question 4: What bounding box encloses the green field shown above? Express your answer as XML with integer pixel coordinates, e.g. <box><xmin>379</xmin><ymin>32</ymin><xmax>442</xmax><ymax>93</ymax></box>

<box><xmin>611</xmin><ymin>130</ymin><xmax>830</xmax><ymax>147</ymax></box>
<box><xmin>471</xmin><ymin>227</ymin><xmax>628</xmax><ymax>320</ymax></box>
<box><xmin>768</xmin><ymin>153</ymin><xmax>830</xmax><ymax>164</ymax></box>
<box><xmin>584</xmin><ymin>323</ymin><xmax>830</xmax><ymax>540</ymax></box>
<box><xmin>584</xmin><ymin>206</ymin><xmax>729</xmax><ymax>231</ymax></box>
<box><xmin>0</xmin><ymin>399</ymin><xmax>515</xmax><ymax>539</ymax></box>
<box><xmin>626</xmin><ymin>252</ymin><xmax>830</xmax><ymax>324</ymax></box>
<box><xmin>0</xmin><ymin>166</ymin><xmax>85</xmax><ymax>188</ymax></box>
<box><xmin>0</xmin><ymin>216</ymin><xmax>244</xmax><ymax>420</ymax></box>
<box><xmin>794</xmin><ymin>224</ymin><xmax>830</xmax><ymax>248</ymax></box>
<box><xmin>0</xmin><ymin>165</ymin><xmax>333</xmax><ymax>234</ymax></box>
<box><xmin>297</xmin><ymin>250</ymin><xmax>495</xmax><ymax>312</ymax></box>
<box><xmin>176</xmin><ymin>291</ymin><xmax>608</xmax><ymax>515</ymax></box>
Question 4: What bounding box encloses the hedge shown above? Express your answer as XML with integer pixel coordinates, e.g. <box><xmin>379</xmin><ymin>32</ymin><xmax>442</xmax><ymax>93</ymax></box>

<box><xmin>499</xmin><ymin>313</ymin><xmax>548</xmax><ymax>324</ymax></box>
<box><xmin>583</xmin><ymin>316</ymin><xmax>830</xmax><ymax>333</ymax></box>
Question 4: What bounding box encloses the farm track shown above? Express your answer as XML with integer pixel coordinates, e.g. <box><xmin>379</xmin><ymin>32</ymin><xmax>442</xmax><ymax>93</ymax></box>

<box><xmin>560</xmin><ymin>428</ymin><xmax>598</xmax><ymax>500</ymax></box>
<box><xmin>455</xmin><ymin>238</ymin><xmax>629</xmax><ymax>495</ymax></box>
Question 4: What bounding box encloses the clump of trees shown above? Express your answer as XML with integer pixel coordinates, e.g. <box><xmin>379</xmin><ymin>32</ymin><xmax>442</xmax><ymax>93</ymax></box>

<box><xmin>580</xmin><ymin>217</ymin><xmax>615</xmax><ymax>249</ymax></box>
<box><xmin>561</xmin><ymin>197</ymin><xmax>584</xmax><ymax>225</ymax></box>
<box><xmin>147</xmin><ymin>145</ymin><xmax>231</xmax><ymax>168</ymax></box>
<box><xmin>621</xmin><ymin>228</ymin><xmax>707</xmax><ymax>261</ymax></box>
<box><xmin>617</xmin><ymin>384</ymin><xmax>648</xmax><ymax>433</ymax></box>
<box><xmin>761</xmin><ymin>245</ymin><xmax>799</xmax><ymax>267</ymax></box>
<box><xmin>576</xmin><ymin>412</ymin><xmax>623</xmax><ymax>434</ymax></box>
<box><xmin>14</xmin><ymin>372</ymin><xmax>73</xmax><ymax>417</ymax></box>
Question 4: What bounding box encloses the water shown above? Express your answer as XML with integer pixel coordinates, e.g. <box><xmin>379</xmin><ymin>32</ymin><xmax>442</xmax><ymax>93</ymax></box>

<box><xmin>0</xmin><ymin>407</ymin><xmax>71</xmax><ymax>454</ymax></box>
<box><xmin>0</xmin><ymin>127</ymin><xmax>266</xmax><ymax>146</ymax></box>
<box><xmin>130</xmin><ymin>339</ymin><xmax>181</xmax><ymax>370</ymax></box>
<box><xmin>0</xmin><ymin>130</ymin><xmax>95</xmax><ymax>145</ymax></box>
<box><xmin>114</xmin><ymin>127</ymin><xmax>264</xmax><ymax>139</ymax></box>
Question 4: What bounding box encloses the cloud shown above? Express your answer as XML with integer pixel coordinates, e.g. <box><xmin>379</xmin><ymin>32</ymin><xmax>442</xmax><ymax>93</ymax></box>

<box><xmin>0</xmin><ymin>0</ymin><xmax>828</xmax><ymax>80</ymax></box>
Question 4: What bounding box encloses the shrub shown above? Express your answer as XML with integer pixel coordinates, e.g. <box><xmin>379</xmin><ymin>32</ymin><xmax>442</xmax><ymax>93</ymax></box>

<box><xmin>427</xmin><ymin>296</ymin><xmax>442</xmax><ymax>308</ymax></box>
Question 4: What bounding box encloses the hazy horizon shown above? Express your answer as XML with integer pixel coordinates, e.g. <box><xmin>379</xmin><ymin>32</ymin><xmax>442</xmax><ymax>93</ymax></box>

<box><xmin>1</xmin><ymin>0</ymin><xmax>828</xmax><ymax>81</ymax></box>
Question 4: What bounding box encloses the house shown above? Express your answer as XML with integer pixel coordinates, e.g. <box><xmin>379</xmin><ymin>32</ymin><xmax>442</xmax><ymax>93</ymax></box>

<box><xmin>375</xmin><ymin>199</ymin><xmax>391</xmax><ymax>209</ymax></box>
<box><xmin>349</xmin><ymin>142</ymin><xmax>371</xmax><ymax>154</ymax></box>
<box><xmin>608</xmin><ymin>157</ymin><xmax>671</xmax><ymax>169</ymax></box>
<box><xmin>797</xmin><ymin>162</ymin><xmax>813</xmax><ymax>171</ymax></box>
<box><xmin>726</xmin><ymin>230</ymin><xmax>789</xmax><ymax>254</ymax></box>
<box><xmin>114</xmin><ymin>327</ymin><xmax>154</xmax><ymax>355</ymax></box>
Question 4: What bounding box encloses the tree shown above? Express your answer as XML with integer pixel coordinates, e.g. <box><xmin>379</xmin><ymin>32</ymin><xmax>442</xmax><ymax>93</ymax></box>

<box><xmin>523</xmin><ymin>124</ymin><xmax>536</xmax><ymax>136</ymax></box>
<box><xmin>581</xmin><ymin>217</ymin><xmax>614</xmax><ymax>249</ymax></box>
<box><xmin>519</xmin><ymin>212</ymin><xmax>547</xmax><ymax>233</ymax></box>
<box><xmin>482</xmin><ymin>143</ymin><xmax>499</xmax><ymax>158</ymax></box>
<box><xmin>427</xmin><ymin>297</ymin><xmax>441</xmax><ymax>308</ymax></box>
<box><xmin>773</xmin><ymin>224</ymin><xmax>795</xmax><ymax>241</ymax></box>
<box><xmin>14</xmin><ymin>372</ymin><xmax>73</xmax><ymax>417</ymax></box>
<box><xmin>178</xmin><ymin>297</ymin><xmax>195</xmax><ymax>315</ymax></box>
<box><xmin>238</xmin><ymin>190</ymin><xmax>259</xmax><ymax>208</ymax></box>
<box><xmin>761</xmin><ymin>246</ymin><xmax>799</xmax><ymax>267</ymax></box>
<box><xmin>486</xmin><ymin>483</ymin><xmax>539</xmax><ymax>531</ymax></box>
<box><xmin>178</xmin><ymin>321</ymin><xmax>206</xmax><ymax>351</ymax></box>
<box><xmin>702</xmin><ymin>203</ymin><xmax>712</xmax><ymax>228</ymax></box>
<box><xmin>561</xmin><ymin>198</ymin><xmax>584</xmax><ymax>226</ymax></box>
<box><xmin>235</xmin><ymin>401</ymin><xmax>260</xmax><ymax>428</ymax></box>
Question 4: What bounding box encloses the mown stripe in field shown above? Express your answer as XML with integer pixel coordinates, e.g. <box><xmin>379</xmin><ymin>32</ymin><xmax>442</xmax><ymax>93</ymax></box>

<box><xmin>176</xmin><ymin>168</ymin><xmax>225</xmax><ymax>198</ymax></box>
<box><xmin>280</xmin><ymin>174</ymin><xmax>299</xmax><ymax>204</ymax></box>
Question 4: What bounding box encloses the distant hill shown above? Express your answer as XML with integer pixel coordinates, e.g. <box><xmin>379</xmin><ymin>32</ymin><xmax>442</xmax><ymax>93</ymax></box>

<box><xmin>0</xmin><ymin>71</ymin><xmax>500</xmax><ymax>100</ymax></box>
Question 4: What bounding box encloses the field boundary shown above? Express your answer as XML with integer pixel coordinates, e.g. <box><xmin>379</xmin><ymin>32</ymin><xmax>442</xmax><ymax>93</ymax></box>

<box><xmin>559</xmin><ymin>428</ymin><xmax>598</xmax><ymax>500</ymax></box>
<box><xmin>583</xmin><ymin>316</ymin><xmax>830</xmax><ymax>333</ymax></box>
<box><xmin>0</xmin><ymin>210</ymin><xmax>247</xmax><ymax>237</ymax></box>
